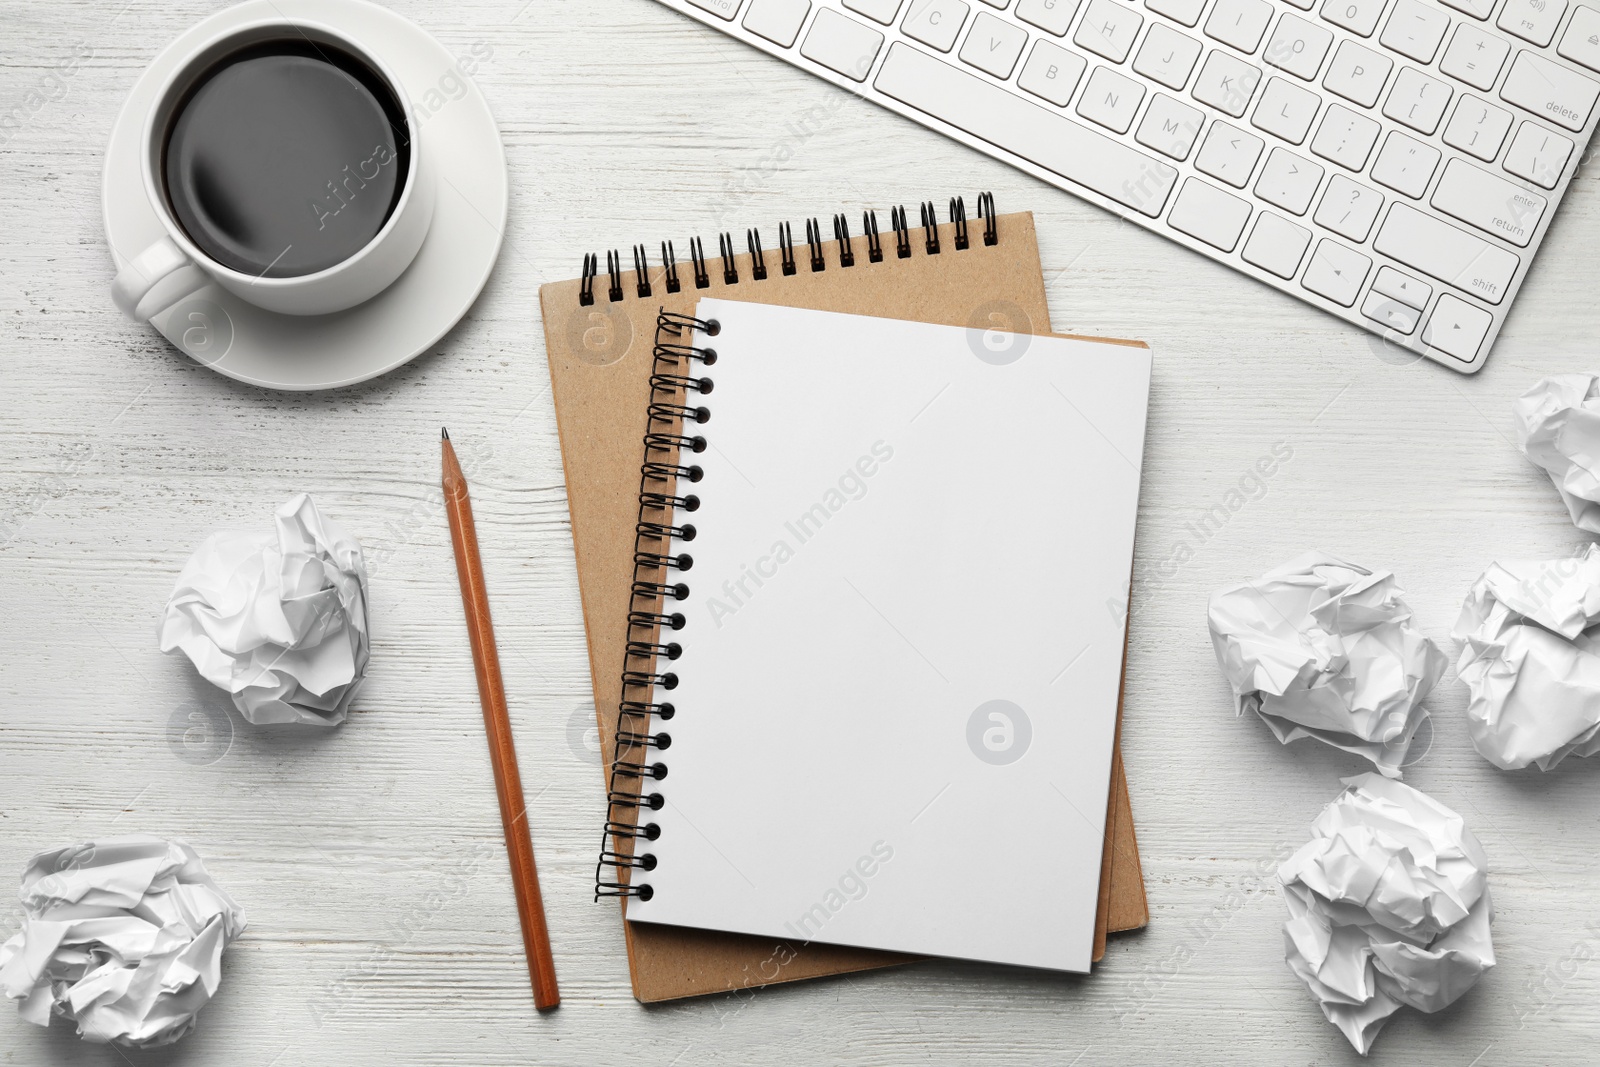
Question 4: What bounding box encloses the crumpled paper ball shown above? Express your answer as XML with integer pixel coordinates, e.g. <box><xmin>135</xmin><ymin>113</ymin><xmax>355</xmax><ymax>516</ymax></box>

<box><xmin>1279</xmin><ymin>774</ymin><xmax>1494</xmax><ymax>1056</ymax></box>
<box><xmin>1453</xmin><ymin>545</ymin><xmax>1600</xmax><ymax>770</ymax></box>
<box><xmin>1208</xmin><ymin>552</ymin><xmax>1447</xmax><ymax>777</ymax></box>
<box><xmin>0</xmin><ymin>835</ymin><xmax>246</xmax><ymax>1048</ymax></box>
<box><xmin>1514</xmin><ymin>373</ymin><xmax>1600</xmax><ymax>533</ymax></box>
<box><xmin>160</xmin><ymin>493</ymin><xmax>370</xmax><ymax>725</ymax></box>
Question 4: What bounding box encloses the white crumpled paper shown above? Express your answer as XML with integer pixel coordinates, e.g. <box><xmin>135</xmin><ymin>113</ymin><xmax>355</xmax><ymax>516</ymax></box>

<box><xmin>1280</xmin><ymin>774</ymin><xmax>1494</xmax><ymax>1056</ymax></box>
<box><xmin>160</xmin><ymin>493</ymin><xmax>370</xmax><ymax>725</ymax></box>
<box><xmin>0</xmin><ymin>835</ymin><xmax>246</xmax><ymax>1048</ymax></box>
<box><xmin>1514</xmin><ymin>373</ymin><xmax>1600</xmax><ymax>533</ymax></box>
<box><xmin>1208</xmin><ymin>552</ymin><xmax>1447</xmax><ymax>777</ymax></box>
<box><xmin>1453</xmin><ymin>545</ymin><xmax>1600</xmax><ymax>770</ymax></box>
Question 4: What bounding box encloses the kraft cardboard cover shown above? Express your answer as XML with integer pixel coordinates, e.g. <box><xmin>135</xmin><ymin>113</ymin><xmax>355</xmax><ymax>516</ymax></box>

<box><xmin>539</xmin><ymin>209</ymin><xmax>1147</xmax><ymax>1002</ymax></box>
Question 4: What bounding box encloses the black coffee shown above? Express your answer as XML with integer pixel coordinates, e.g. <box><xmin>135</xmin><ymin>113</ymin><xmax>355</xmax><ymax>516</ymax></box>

<box><xmin>163</xmin><ymin>42</ymin><xmax>409</xmax><ymax>278</ymax></box>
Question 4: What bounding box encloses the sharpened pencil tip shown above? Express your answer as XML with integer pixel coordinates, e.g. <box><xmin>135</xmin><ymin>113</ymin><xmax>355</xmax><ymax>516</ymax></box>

<box><xmin>441</xmin><ymin>426</ymin><xmax>449</xmax><ymax>440</ymax></box>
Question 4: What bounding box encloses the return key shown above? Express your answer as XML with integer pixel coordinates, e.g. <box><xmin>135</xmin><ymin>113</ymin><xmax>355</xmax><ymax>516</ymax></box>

<box><xmin>1430</xmin><ymin>158</ymin><xmax>1547</xmax><ymax>247</ymax></box>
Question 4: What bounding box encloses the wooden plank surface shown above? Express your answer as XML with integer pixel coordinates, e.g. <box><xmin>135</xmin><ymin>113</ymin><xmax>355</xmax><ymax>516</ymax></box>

<box><xmin>2</xmin><ymin>0</ymin><xmax>1600</xmax><ymax>1063</ymax></box>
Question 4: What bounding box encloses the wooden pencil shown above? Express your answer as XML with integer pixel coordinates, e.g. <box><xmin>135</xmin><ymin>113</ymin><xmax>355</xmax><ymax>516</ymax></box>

<box><xmin>441</xmin><ymin>427</ymin><xmax>560</xmax><ymax>1011</ymax></box>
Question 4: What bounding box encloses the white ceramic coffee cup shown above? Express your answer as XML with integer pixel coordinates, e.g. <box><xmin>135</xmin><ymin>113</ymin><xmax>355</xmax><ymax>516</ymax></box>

<box><xmin>111</xmin><ymin>18</ymin><xmax>434</xmax><ymax>320</ymax></box>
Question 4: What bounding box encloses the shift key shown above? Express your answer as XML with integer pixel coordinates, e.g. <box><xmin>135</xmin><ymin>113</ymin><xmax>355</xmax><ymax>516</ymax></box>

<box><xmin>874</xmin><ymin>43</ymin><xmax>1178</xmax><ymax>217</ymax></box>
<box><xmin>1374</xmin><ymin>203</ymin><xmax>1520</xmax><ymax>304</ymax></box>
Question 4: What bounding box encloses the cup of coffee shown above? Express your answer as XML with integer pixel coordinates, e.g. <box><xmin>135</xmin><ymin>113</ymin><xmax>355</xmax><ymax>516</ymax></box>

<box><xmin>112</xmin><ymin>18</ymin><xmax>434</xmax><ymax>320</ymax></box>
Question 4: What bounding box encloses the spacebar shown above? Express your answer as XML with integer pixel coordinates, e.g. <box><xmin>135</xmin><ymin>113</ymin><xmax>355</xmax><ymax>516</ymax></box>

<box><xmin>874</xmin><ymin>43</ymin><xmax>1178</xmax><ymax>218</ymax></box>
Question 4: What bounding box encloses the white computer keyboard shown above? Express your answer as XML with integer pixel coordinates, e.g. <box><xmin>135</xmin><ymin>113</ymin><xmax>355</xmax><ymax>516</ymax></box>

<box><xmin>656</xmin><ymin>0</ymin><xmax>1600</xmax><ymax>371</ymax></box>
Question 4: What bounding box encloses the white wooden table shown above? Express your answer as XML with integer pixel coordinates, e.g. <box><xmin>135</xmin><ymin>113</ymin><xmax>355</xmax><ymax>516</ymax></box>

<box><xmin>4</xmin><ymin>1</ymin><xmax>1600</xmax><ymax>1063</ymax></box>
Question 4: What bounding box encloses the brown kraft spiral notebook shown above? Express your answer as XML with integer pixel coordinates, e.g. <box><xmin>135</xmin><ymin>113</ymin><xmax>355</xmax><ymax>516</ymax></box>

<box><xmin>538</xmin><ymin>199</ymin><xmax>1148</xmax><ymax>1002</ymax></box>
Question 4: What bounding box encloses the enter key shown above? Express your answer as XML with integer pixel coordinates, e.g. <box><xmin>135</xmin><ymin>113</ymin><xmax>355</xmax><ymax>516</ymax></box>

<box><xmin>1431</xmin><ymin>157</ymin><xmax>1547</xmax><ymax>247</ymax></box>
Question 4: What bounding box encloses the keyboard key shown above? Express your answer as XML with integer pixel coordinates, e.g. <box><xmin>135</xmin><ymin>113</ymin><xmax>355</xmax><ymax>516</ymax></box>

<box><xmin>1439</xmin><ymin>0</ymin><xmax>1494</xmax><ymax>20</ymax></box>
<box><xmin>1168</xmin><ymin>178</ymin><xmax>1254</xmax><ymax>250</ymax></box>
<box><xmin>1504</xmin><ymin>121</ymin><xmax>1574</xmax><ymax>189</ymax></box>
<box><xmin>1431</xmin><ymin>157</ymin><xmax>1546</xmax><ymax>246</ymax></box>
<box><xmin>1374</xmin><ymin>203</ymin><xmax>1519</xmax><ymax>302</ymax></box>
<box><xmin>1500</xmin><ymin>49</ymin><xmax>1600</xmax><ymax>131</ymax></box>
<box><xmin>1371</xmin><ymin>131</ymin><xmax>1441</xmax><ymax>197</ymax></box>
<box><xmin>1283</xmin><ymin>0</ymin><xmax>1317</xmax><ymax>10</ymax></box>
<box><xmin>1256</xmin><ymin>147</ymin><xmax>1325</xmax><ymax>213</ymax></box>
<box><xmin>979</xmin><ymin>0</ymin><xmax>1008</xmax><ymax>6</ymax></box>
<box><xmin>1077</xmin><ymin>65</ymin><xmax>1147</xmax><ymax>131</ymax></box>
<box><xmin>1383</xmin><ymin>67</ymin><xmax>1453</xmax><ymax>134</ymax></box>
<box><xmin>961</xmin><ymin>12</ymin><xmax>1030</xmax><ymax>77</ymax></box>
<box><xmin>1193</xmin><ymin>49</ymin><xmax>1264</xmax><ymax>115</ymax></box>
<box><xmin>1252</xmin><ymin>76</ymin><xmax>1321</xmax><ymax>143</ymax></box>
<box><xmin>1323</xmin><ymin>40</ymin><xmax>1392</xmax><ymax>107</ymax></box>
<box><xmin>1196</xmin><ymin>121</ymin><xmax>1265</xmax><ymax>185</ymax></box>
<box><xmin>1019</xmin><ymin>39</ymin><xmax>1089</xmax><ymax>103</ymax></box>
<box><xmin>1443</xmin><ymin>95</ymin><xmax>1513</xmax><ymax>159</ymax></box>
<box><xmin>1242</xmin><ymin>211</ymin><xmax>1313</xmax><ymax>276</ymax></box>
<box><xmin>1302</xmin><ymin>238</ymin><xmax>1372</xmax><ymax>305</ymax></box>
<box><xmin>843</xmin><ymin>0</ymin><xmax>906</xmax><ymax>24</ymax></box>
<box><xmin>744</xmin><ymin>0</ymin><xmax>812</xmax><ymax>46</ymax></box>
<box><xmin>1498</xmin><ymin>0</ymin><xmax>1565</xmax><ymax>46</ymax></box>
<box><xmin>1373</xmin><ymin>265</ymin><xmax>1432</xmax><ymax>308</ymax></box>
<box><xmin>1076</xmin><ymin>0</ymin><xmax>1144</xmax><ymax>62</ymax></box>
<box><xmin>1559</xmin><ymin>6</ymin><xmax>1600</xmax><ymax>72</ymax></box>
<box><xmin>801</xmin><ymin>9</ymin><xmax>885</xmax><ymax>79</ymax></box>
<box><xmin>1440</xmin><ymin>24</ymin><xmax>1509</xmax><ymax>90</ymax></box>
<box><xmin>1264</xmin><ymin>14</ymin><xmax>1333</xmax><ymax>78</ymax></box>
<box><xmin>1134</xmin><ymin>24</ymin><xmax>1204</xmax><ymax>88</ymax></box>
<box><xmin>1311</xmin><ymin>103</ymin><xmax>1380</xmax><ymax>169</ymax></box>
<box><xmin>1136</xmin><ymin>93</ymin><xmax>1207</xmax><ymax>158</ymax></box>
<box><xmin>687</xmin><ymin>0</ymin><xmax>741</xmax><ymax>19</ymax></box>
<box><xmin>1314</xmin><ymin>174</ymin><xmax>1384</xmax><ymax>240</ymax></box>
<box><xmin>1147</xmin><ymin>0</ymin><xmax>1207</xmax><ymax>26</ymax></box>
<box><xmin>874</xmin><ymin>43</ymin><xmax>1180</xmax><ymax>215</ymax></box>
<box><xmin>1362</xmin><ymin>290</ymin><xmax>1421</xmax><ymax>333</ymax></box>
<box><xmin>1423</xmin><ymin>293</ymin><xmax>1493</xmax><ymax>360</ymax></box>
<box><xmin>1016</xmin><ymin>0</ymin><xmax>1081</xmax><ymax>34</ymax></box>
<box><xmin>1206</xmin><ymin>0</ymin><xmax>1275</xmax><ymax>53</ymax></box>
<box><xmin>1320</xmin><ymin>0</ymin><xmax>1386</xmax><ymax>37</ymax></box>
<box><xmin>1381</xmin><ymin>0</ymin><xmax>1451</xmax><ymax>63</ymax></box>
<box><xmin>903</xmin><ymin>0</ymin><xmax>972</xmax><ymax>51</ymax></box>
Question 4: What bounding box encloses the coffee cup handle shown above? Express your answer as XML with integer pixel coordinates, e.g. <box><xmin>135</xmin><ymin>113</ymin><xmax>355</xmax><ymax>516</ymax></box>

<box><xmin>111</xmin><ymin>236</ymin><xmax>210</xmax><ymax>322</ymax></box>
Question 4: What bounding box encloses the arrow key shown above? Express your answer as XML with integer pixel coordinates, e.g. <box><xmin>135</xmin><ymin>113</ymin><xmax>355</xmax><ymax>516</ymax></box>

<box><xmin>1301</xmin><ymin>238</ymin><xmax>1372</xmax><ymax>306</ymax></box>
<box><xmin>1372</xmin><ymin>266</ymin><xmax>1432</xmax><ymax>310</ymax></box>
<box><xmin>1362</xmin><ymin>290</ymin><xmax>1421</xmax><ymax>333</ymax></box>
<box><xmin>1422</xmin><ymin>293</ymin><xmax>1493</xmax><ymax>361</ymax></box>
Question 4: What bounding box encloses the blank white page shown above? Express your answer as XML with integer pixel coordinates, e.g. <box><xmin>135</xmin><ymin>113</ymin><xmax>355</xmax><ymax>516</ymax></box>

<box><xmin>624</xmin><ymin>298</ymin><xmax>1151</xmax><ymax>973</ymax></box>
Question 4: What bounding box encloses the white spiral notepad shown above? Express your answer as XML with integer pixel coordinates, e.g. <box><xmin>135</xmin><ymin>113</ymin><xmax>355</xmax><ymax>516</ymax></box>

<box><xmin>608</xmin><ymin>298</ymin><xmax>1151</xmax><ymax>972</ymax></box>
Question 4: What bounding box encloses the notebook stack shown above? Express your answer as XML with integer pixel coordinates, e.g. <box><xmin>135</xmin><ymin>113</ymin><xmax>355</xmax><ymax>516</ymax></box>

<box><xmin>539</xmin><ymin>198</ymin><xmax>1151</xmax><ymax>1000</ymax></box>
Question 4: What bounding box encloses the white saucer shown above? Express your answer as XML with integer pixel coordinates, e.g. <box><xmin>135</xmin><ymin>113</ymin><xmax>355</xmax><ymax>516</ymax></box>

<box><xmin>102</xmin><ymin>0</ymin><xmax>507</xmax><ymax>391</ymax></box>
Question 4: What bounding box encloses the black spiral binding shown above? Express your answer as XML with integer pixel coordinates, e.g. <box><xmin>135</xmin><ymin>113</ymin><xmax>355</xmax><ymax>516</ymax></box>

<box><xmin>804</xmin><ymin>218</ymin><xmax>826</xmax><ymax>272</ymax></box>
<box><xmin>918</xmin><ymin>201</ymin><xmax>941</xmax><ymax>255</ymax></box>
<box><xmin>978</xmin><ymin>191</ymin><xmax>999</xmax><ymax>246</ymax></box>
<box><xmin>834</xmin><ymin>214</ymin><xmax>856</xmax><ymax>267</ymax></box>
<box><xmin>863</xmin><ymin>210</ymin><xmax>883</xmax><ymax>263</ymax></box>
<box><xmin>595</xmin><ymin>308</ymin><xmax>720</xmax><ymax>902</ymax></box>
<box><xmin>579</xmin><ymin>252</ymin><xmax>598</xmax><ymax>306</ymax></box>
<box><xmin>578</xmin><ymin>196</ymin><xmax>999</xmax><ymax>312</ymax></box>
<box><xmin>606</xmin><ymin>250</ymin><xmax>624</xmax><ymax>302</ymax></box>
<box><xmin>778</xmin><ymin>221</ymin><xmax>797</xmax><ymax>276</ymax></box>
<box><xmin>748</xmin><ymin>228</ymin><xmax>768</xmax><ymax>280</ymax></box>
<box><xmin>632</xmin><ymin>244</ymin><xmax>652</xmax><ymax>298</ymax></box>
<box><xmin>890</xmin><ymin>205</ymin><xmax>911</xmax><ymax>259</ymax></box>
<box><xmin>588</xmin><ymin>196</ymin><xmax>1001</xmax><ymax>902</ymax></box>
